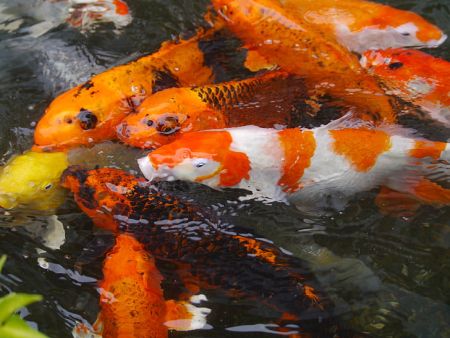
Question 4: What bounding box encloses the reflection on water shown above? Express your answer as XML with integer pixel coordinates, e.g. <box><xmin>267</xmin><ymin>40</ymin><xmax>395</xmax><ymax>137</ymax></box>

<box><xmin>0</xmin><ymin>0</ymin><xmax>449</xmax><ymax>337</ymax></box>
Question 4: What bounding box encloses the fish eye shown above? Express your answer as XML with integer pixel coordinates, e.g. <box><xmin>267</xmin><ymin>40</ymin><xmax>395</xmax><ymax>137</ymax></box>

<box><xmin>156</xmin><ymin>114</ymin><xmax>181</xmax><ymax>135</ymax></box>
<box><xmin>77</xmin><ymin>109</ymin><xmax>98</xmax><ymax>130</ymax></box>
<box><xmin>44</xmin><ymin>184</ymin><xmax>53</xmax><ymax>190</ymax></box>
<box><xmin>388</xmin><ymin>62</ymin><xmax>404</xmax><ymax>70</ymax></box>
<box><xmin>146</xmin><ymin>119</ymin><xmax>154</xmax><ymax>127</ymax></box>
<box><xmin>193</xmin><ymin>158</ymin><xmax>208</xmax><ymax>168</ymax></box>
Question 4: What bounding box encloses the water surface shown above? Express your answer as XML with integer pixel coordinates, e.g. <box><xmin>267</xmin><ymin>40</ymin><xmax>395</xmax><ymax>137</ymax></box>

<box><xmin>0</xmin><ymin>1</ymin><xmax>449</xmax><ymax>337</ymax></box>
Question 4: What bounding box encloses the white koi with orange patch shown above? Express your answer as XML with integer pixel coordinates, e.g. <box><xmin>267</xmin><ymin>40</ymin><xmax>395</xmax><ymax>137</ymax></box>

<box><xmin>139</xmin><ymin>123</ymin><xmax>450</xmax><ymax>211</ymax></box>
<box><xmin>278</xmin><ymin>0</ymin><xmax>447</xmax><ymax>53</ymax></box>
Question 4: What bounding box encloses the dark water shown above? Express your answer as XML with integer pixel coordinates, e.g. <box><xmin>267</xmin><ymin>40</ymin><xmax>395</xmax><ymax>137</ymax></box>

<box><xmin>0</xmin><ymin>1</ymin><xmax>449</xmax><ymax>337</ymax></box>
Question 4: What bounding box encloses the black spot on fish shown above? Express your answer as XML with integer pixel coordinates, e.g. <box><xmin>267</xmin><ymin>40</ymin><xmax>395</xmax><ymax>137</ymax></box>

<box><xmin>198</xmin><ymin>30</ymin><xmax>254</xmax><ymax>82</ymax></box>
<box><xmin>74</xmin><ymin>80</ymin><xmax>94</xmax><ymax>97</ymax></box>
<box><xmin>152</xmin><ymin>69</ymin><xmax>180</xmax><ymax>94</ymax></box>
<box><xmin>401</xmin><ymin>32</ymin><xmax>410</xmax><ymax>36</ymax></box>
<box><xmin>77</xmin><ymin>109</ymin><xmax>98</xmax><ymax>130</ymax></box>
<box><xmin>389</xmin><ymin>62</ymin><xmax>404</xmax><ymax>70</ymax></box>
<box><xmin>81</xmin><ymin>80</ymin><xmax>94</xmax><ymax>90</ymax></box>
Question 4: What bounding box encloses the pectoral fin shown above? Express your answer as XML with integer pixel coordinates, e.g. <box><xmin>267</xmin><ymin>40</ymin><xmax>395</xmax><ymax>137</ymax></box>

<box><xmin>375</xmin><ymin>186</ymin><xmax>421</xmax><ymax>216</ymax></box>
<box><xmin>164</xmin><ymin>295</ymin><xmax>211</xmax><ymax>331</ymax></box>
<box><xmin>244</xmin><ymin>50</ymin><xmax>277</xmax><ymax>72</ymax></box>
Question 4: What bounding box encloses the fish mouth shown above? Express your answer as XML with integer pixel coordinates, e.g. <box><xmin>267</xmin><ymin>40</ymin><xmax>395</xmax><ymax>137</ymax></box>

<box><xmin>427</xmin><ymin>33</ymin><xmax>448</xmax><ymax>47</ymax></box>
<box><xmin>137</xmin><ymin>156</ymin><xmax>156</xmax><ymax>181</ymax></box>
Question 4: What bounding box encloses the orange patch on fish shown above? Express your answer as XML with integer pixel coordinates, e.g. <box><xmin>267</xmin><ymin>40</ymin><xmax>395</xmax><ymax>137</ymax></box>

<box><xmin>304</xmin><ymin>285</ymin><xmax>321</xmax><ymax>305</ymax></box>
<box><xmin>277</xmin><ymin>129</ymin><xmax>316</xmax><ymax>193</ymax></box>
<box><xmin>410</xmin><ymin>140</ymin><xmax>446</xmax><ymax>160</ymax></box>
<box><xmin>113</xmin><ymin>0</ymin><xmax>129</xmax><ymax>15</ymax></box>
<box><xmin>235</xmin><ymin>235</ymin><xmax>277</xmax><ymax>264</ymax></box>
<box><xmin>330</xmin><ymin>128</ymin><xmax>391</xmax><ymax>172</ymax></box>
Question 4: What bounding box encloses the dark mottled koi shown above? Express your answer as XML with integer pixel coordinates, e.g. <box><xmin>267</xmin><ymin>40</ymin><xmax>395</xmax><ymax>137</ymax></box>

<box><xmin>61</xmin><ymin>167</ymin><xmax>358</xmax><ymax>336</ymax></box>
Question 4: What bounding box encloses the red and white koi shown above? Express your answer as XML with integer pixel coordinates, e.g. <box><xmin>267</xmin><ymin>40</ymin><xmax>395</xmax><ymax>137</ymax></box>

<box><xmin>277</xmin><ymin>0</ymin><xmax>447</xmax><ymax>53</ymax></box>
<box><xmin>138</xmin><ymin>122</ymin><xmax>450</xmax><ymax>211</ymax></box>
<box><xmin>361</xmin><ymin>48</ymin><xmax>450</xmax><ymax>127</ymax></box>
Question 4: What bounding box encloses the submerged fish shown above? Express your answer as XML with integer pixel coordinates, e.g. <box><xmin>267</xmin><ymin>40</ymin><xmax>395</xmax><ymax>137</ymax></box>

<box><xmin>138</xmin><ymin>122</ymin><xmax>450</xmax><ymax>212</ymax></box>
<box><xmin>277</xmin><ymin>0</ymin><xmax>446</xmax><ymax>53</ymax></box>
<box><xmin>361</xmin><ymin>48</ymin><xmax>450</xmax><ymax>128</ymax></box>
<box><xmin>0</xmin><ymin>151</ymin><xmax>68</xmax><ymax>211</ymax></box>
<box><xmin>211</xmin><ymin>0</ymin><xmax>397</xmax><ymax>123</ymax></box>
<box><xmin>61</xmin><ymin>167</ymin><xmax>351</xmax><ymax>335</ymax></box>
<box><xmin>33</xmin><ymin>29</ymin><xmax>215</xmax><ymax>151</ymax></box>
<box><xmin>0</xmin><ymin>0</ymin><xmax>132</xmax><ymax>37</ymax></box>
<box><xmin>73</xmin><ymin>234</ymin><xmax>210</xmax><ymax>338</ymax></box>
<box><xmin>117</xmin><ymin>71</ymin><xmax>310</xmax><ymax>149</ymax></box>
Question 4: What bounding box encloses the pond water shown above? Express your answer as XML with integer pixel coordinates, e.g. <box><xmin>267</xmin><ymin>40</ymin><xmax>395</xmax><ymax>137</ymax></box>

<box><xmin>0</xmin><ymin>0</ymin><xmax>449</xmax><ymax>337</ymax></box>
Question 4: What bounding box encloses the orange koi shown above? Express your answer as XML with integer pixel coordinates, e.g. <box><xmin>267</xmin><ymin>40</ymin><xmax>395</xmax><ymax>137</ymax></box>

<box><xmin>73</xmin><ymin>234</ymin><xmax>210</xmax><ymax>338</ymax></box>
<box><xmin>116</xmin><ymin>71</ymin><xmax>309</xmax><ymax>149</ymax></box>
<box><xmin>277</xmin><ymin>0</ymin><xmax>446</xmax><ymax>53</ymax></box>
<box><xmin>33</xmin><ymin>29</ymin><xmax>215</xmax><ymax>151</ymax></box>
<box><xmin>138</xmin><ymin>123</ymin><xmax>450</xmax><ymax>211</ymax></box>
<box><xmin>361</xmin><ymin>48</ymin><xmax>450</xmax><ymax>127</ymax></box>
<box><xmin>211</xmin><ymin>0</ymin><xmax>397</xmax><ymax>122</ymax></box>
<box><xmin>62</xmin><ymin>167</ymin><xmax>344</xmax><ymax>334</ymax></box>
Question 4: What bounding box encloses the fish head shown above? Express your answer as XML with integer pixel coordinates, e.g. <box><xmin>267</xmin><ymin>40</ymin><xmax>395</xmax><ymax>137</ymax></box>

<box><xmin>361</xmin><ymin>48</ymin><xmax>428</xmax><ymax>87</ymax></box>
<box><xmin>373</xmin><ymin>7</ymin><xmax>447</xmax><ymax>49</ymax></box>
<box><xmin>66</xmin><ymin>0</ymin><xmax>132</xmax><ymax>31</ymax></box>
<box><xmin>138</xmin><ymin>130</ymin><xmax>250</xmax><ymax>188</ymax></box>
<box><xmin>61</xmin><ymin>166</ymin><xmax>144</xmax><ymax>230</ymax></box>
<box><xmin>0</xmin><ymin>151</ymin><xmax>68</xmax><ymax>211</ymax></box>
<box><xmin>117</xmin><ymin>88</ymin><xmax>226</xmax><ymax>149</ymax></box>
<box><xmin>34</xmin><ymin>80</ymin><xmax>130</xmax><ymax>151</ymax></box>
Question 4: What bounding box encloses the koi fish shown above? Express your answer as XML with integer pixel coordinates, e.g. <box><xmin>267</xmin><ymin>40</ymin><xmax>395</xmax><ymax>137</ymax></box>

<box><xmin>33</xmin><ymin>29</ymin><xmax>215</xmax><ymax>151</ymax></box>
<box><xmin>0</xmin><ymin>0</ymin><xmax>132</xmax><ymax>37</ymax></box>
<box><xmin>277</xmin><ymin>0</ymin><xmax>446</xmax><ymax>53</ymax></box>
<box><xmin>138</xmin><ymin>122</ymin><xmax>450</xmax><ymax>212</ymax></box>
<box><xmin>361</xmin><ymin>48</ymin><xmax>450</xmax><ymax>128</ymax></box>
<box><xmin>61</xmin><ymin>167</ymin><xmax>350</xmax><ymax>335</ymax></box>
<box><xmin>73</xmin><ymin>234</ymin><xmax>210</xmax><ymax>338</ymax></box>
<box><xmin>211</xmin><ymin>0</ymin><xmax>397</xmax><ymax>122</ymax></box>
<box><xmin>117</xmin><ymin>71</ymin><xmax>310</xmax><ymax>149</ymax></box>
<box><xmin>0</xmin><ymin>151</ymin><xmax>68</xmax><ymax>211</ymax></box>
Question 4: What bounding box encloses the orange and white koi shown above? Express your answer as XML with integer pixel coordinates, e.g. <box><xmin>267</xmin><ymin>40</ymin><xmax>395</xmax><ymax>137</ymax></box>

<box><xmin>116</xmin><ymin>71</ymin><xmax>309</xmax><ymax>149</ymax></box>
<box><xmin>73</xmin><ymin>234</ymin><xmax>210</xmax><ymax>338</ymax></box>
<box><xmin>139</xmin><ymin>122</ymin><xmax>450</xmax><ymax>211</ymax></box>
<box><xmin>211</xmin><ymin>0</ymin><xmax>397</xmax><ymax>123</ymax></box>
<box><xmin>0</xmin><ymin>0</ymin><xmax>132</xmax><ymax>37</ymax></box>
<box><xmin>361</xmin><ymin>48</ymin><xmax>450</xmax><ymax>127</ymax></box>
<box><xmin>277</xmin><ymin>0</ymin><xmax>446</xmax><ymax>53</ymax></box>
<box><xmin>33</xmin><ymin>29</ymin><xmax>215</xmax><ymax>151</ymax></box>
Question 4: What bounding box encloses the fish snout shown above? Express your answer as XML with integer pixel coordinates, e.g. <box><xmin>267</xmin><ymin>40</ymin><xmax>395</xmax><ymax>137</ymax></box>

<box><xmin>60</xmin><ymin>165</ymin><xmax>89</xmax><ymax>190</ymax></box>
